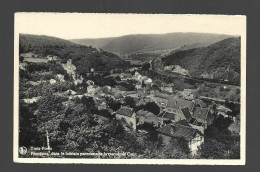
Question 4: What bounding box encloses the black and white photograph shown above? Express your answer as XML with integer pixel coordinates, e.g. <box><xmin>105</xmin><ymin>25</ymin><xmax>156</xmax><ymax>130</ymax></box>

<box><xmin>14</xmin><ymin>13</ymin><xmax>246</xmax><ymax>164</ymax></box>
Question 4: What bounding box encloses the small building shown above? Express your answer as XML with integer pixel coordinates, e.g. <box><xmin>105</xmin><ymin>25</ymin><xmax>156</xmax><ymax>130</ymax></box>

<box><xmin>182</xmin><ymin>88</ymin><xmax>199</xmax><ymax>100</ymax></box>
<box><xmin>87</xmin><ymin>85</ymin><xmax>96</xmax><ymax>96</ymax></box>
<box><xmin>192</xmin><ymin>107</ymin><xmax>215</xmax><ymax>129</ymax></box>
<box><xmin>228</xmin><ymin>114</ymin><xmax>240</xmax><ymax>134</ymax></box>
<box><xmin>86</xmin><ymin>80</ymin><xmax>95</xmax><ymax>86</ymax></box>
<box><xmin>64</xmin><ymin>89</ymin><xmax>77</xmax><ymax>95</ymax></box>
<box><xmin>158</xmin><ymin>111</ymin><xmax>178</xmax><ymax>123</ymax></box>
<box><xmin>136</xmin><ymin>110</ymin><xmax>159</xmax><ymax>127</ymax></box>
<box><xmin>116</xmin><ymin>106</ymin><xmax>137</xmax><ymax>130</ymax></box>
<box><xmin>97</xmin><ymin>101</ymin><xmax>107</xmax><ymax>110</ymax></box>
<box><xmin>23</xmin><ymin>96</ymin><xmax>41</xmax><ymax>104</ymax></box>
<box><xmin>160</xmin><ymin>83</ymin><xmax>174</xmax><ymax>94</ymax></box>
<box><xmin>194</xmin><ymin>99</ymin><xmax>207</xmax><ymax>108</ymax></box>
<box><xmin>102</xmin><ymin>85</ymin><xmax>111</xmax><ymax>94</ymax></box>
<box><xmin>56</xmin><ymin>74</ymin><xmax>65</xmax><ymax>82</ymax></box>
<box><xmin>157</xmin><ymin>122</ymin><xmax>204</xmax><ymax>155</ymax></box>
<box><xmin>135</xmin><ymin>83</ymin><xmax>142</xmax><ymax>90</ymax></box>
<box><xmin>133</xmin><ymin>72</ymin><xmax>142</xmax><ymax>82</ymax></box>
<box><xmin>180</xmin><ymin>107</ymin><xmax>193</xmax><ymax>122</ymax></box>
<box><xmin>49</xmin><ymin>79</ymin><xmax>57</xmax><ymax>84</ymax></box>
<box><xmin>47</xmin><ymin>55</ymin><xmax>57</xmax><ymax>61</ymax></box>
<box><xmin>158</xmin><ymin>107</ymin><xmax>190</xmax><ymax>123</ymax></box>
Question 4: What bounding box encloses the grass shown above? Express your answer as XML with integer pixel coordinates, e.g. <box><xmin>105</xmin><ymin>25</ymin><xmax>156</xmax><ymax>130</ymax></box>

<box><xmin>24</xmin><ymin>57</ymin><xmax>48</xmax><ymax>63</ymax></box>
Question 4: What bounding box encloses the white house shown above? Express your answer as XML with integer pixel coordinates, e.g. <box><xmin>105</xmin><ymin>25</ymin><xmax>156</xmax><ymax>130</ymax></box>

<box><xmin>157</xmin><ymin>122</ymin><xmax>204</xmax><ymax>155</ymax></box>
<box><xmin>116</xmin><ymin>106</ymin><xmax>137</xmax><ymax>130</ymax></box>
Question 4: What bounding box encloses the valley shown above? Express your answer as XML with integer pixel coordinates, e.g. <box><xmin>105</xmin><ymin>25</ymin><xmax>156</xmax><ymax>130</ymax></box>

<box><xmin>19</xmin><ymin>33</ymin><xmax>241</xmax><ymax>159</ymax></box>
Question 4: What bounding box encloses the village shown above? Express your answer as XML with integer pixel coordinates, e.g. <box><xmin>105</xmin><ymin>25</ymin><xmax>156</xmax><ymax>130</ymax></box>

<box><xmin>20</xmin><ymin>56</ymin><xmax>241</xmax><ymax>156</ymax></box>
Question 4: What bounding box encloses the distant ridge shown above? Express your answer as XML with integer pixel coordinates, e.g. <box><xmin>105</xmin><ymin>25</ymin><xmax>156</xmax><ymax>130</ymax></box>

<box><xmin>70</xmin><ymin>32</ymin><xmax>233</xmax><ymax>55</ymax></box>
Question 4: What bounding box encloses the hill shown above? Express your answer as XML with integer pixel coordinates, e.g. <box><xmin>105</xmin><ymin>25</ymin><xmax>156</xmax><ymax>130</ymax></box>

<box><xmin>161</xmin><ymin>37</ymin><xmax>241</xmax><ymax>83</ymax></box>
<box><xmin>70</xmin><ymin>33</ymin><xmax>233</xmax><ymax>55</ymax></box>
<box><xmin>19</xmin><ymin>34</ymin><xmax>130</xmax><ymax>75</ymax></box>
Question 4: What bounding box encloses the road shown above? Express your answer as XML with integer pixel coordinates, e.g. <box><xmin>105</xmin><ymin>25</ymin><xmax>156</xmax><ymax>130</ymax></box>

<box><xmin>200</xmin><ymin>96</ymin><xmax>240</xmax><ymax>105</ymax></box>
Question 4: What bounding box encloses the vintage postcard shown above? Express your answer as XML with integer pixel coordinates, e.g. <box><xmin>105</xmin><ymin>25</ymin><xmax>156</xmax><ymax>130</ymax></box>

<box><xmin>14</xmin><ymin>13</ymin><xmax>246</xmax><ymax>164</ymax></box>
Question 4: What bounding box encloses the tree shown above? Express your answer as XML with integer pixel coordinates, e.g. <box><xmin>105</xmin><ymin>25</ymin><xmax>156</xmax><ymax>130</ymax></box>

<box><xmin>198</xmin><ymin>138</ymin><xmax>227</xmax><ymax>159</ymax></box>
<box><xmin>19</xmin><ymin>101</ymin><xmax>38</xmax><ymax>147</ymax></box>
<box><xmin>141</xmin><ymin>63</ymin><xmax>150</xmax><ymax>71</ymax></box>
<box><xmin>138</xmin><ymin>102</ymin><xmax>160</xmax><ymax>115</ymax></box>
<box><xmin>124</xmin><ymin>96</ymin><xmax>135</xmax><ymax>108</ymax></box>
<box><xmin>19</xmin><ymin>56</ymin><xmax>24</xmax><ymax>62</ymax></box>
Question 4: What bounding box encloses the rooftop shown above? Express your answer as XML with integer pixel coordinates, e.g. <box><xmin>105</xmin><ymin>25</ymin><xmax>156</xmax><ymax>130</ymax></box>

<box><xmin>157</xmin><ymin>123</ymin><xmax>203</xmax><ymax>140</ymax></box>
<box><xmin>181</xmin><ymin>107</ymin><xmax>192</xmax><ymax>120</ymax></box>
<box><xmin>167</xmin><ymin>99</ymin><xmax>194</xmax><ymax>111</ymax></box>
<box><xmin>193</xmin><ymin>107</ymin><xmax>210</xmax><ymax>123</ymax></box>
<box><xmin>116</xmin><ymin>106</ymin><xmax>134</xmax><ymax>117</ymax></box>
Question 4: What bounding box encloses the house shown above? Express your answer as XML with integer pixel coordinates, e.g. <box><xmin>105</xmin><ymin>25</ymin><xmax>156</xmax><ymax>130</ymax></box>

<box><xmin>216</xmin><ymin>105</ymin><xmax>234</xmax><ymax>120</ymax></box>
<box><xmin>158</xmin><ymin>111</ymin><xmax>178</xmax><ymax>123</ymax></box>
<box><xmin>133</xmin><ymin>72</ymin><xmax>142</xmax><ymax>81</ymax></box>
<box><xmin>172</xmin><ymin>65</ymin><xmax>189</xmax><ymax>76</ymax></box>
<box><xmin>86</xmin><ymin>80</ymin><xmax>95</xmax><ymax>86</ymax></box>
<box><xmin>56</xmin><ymin>74</ymin><xmax>65</xmax><ymax>82</ymax></box>
<box><xmin>228</xmin><ymin>114</ymin><xmax>240</xmax><ymax>134</ymax></box>
<box><xmin>164</xmin><ymin>65</ymin><xmax>174</xmax><ymax>71</ymax></box>
<box><xmin>135</xmin><ymin>83</ymin><xmax>142</xmax><ymax>90</ymax></box>
<box><xmin>181</xmin><ymin>107</ymin><xmax>193</xmax><ymax>122</ymax></box>
<box><xmin>47</xmin><ymin>55</ymin><xmax>57</xmax><ymax>61</ymax></box>
<box><xmin>182</xmin><ymin>88</ymin><xmax>199</xmax><ymax>100</ymax></box>
<box><xmin>19</xmin><ymin>63</ymin><xmax>27</xmax><ymax>70</ymax></box>
<box><xmin>166</xmin><ymin>99</ymin><xmax>195</xmax><ymax>113</ymax></box>
<box><xmin>136</xmin><ymin>110</ymin><xmax>159</xmax><ymax>127</ymax></box>
<box><xmin>157</xmin><ymin>122</ymin><xmax>204</xmax><ymax>154</ymax></box>
<box><xmin>23</xmin><ymin>96</ymin><xmax>41</xmax><ymax>104</ymax></box>
<box><xmin>158</xmin><ymin>107</ymin><xmax>191</xmax><ymax>123</ymax></box>
<box><xmin>194</xmin><ymin>99</ymin><xmax>207</xmax><ymax>108</ymax></box>
<box><xmin>116</xmin><ymin>106</ymin><xmax>137</xmax><ymax>130</ymax></box>
<box><xmin>49</xmin><ymin>79</ymin><xmax>57</xmax><ymax>84</ymax></box>
<box><xmin>120</xmin><ymin>73</ymin><xmax>133</xmax><ymax>81</ymax></box>
<box><xmin>64</xmin><ymin>89</ymin><xmax>77</xmax><ymax>95</ymax></box>
<box><xmin>102</xmin><ymin>86</ymin><xmax>111</xmax><ymax>94</ymax></box>
<box><xmin>97</xmin><ymin>101</ymin><xmax>107</xmax><ymax>110</ymax></box>
<box><xmin>144</xmin><ymin>78</ymin><xmax>153</xmax><ymax>85</ymax></box>
<box><xmin>160</xmin><ymin>83</ymin><xmax>174</xmax><ymax>94</ymax></box>
<box><xmin>192</xmin><ymin>107</ymin><xmax>215</xmax><ymax>129</ymax></box>
<box><xmin>87</xmin><ymin>85</ymin><xmax>96</xmax><ymax>96</ymax></box>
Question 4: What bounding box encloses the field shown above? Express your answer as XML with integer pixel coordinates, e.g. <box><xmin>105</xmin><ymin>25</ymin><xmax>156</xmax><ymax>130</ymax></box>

<box><xmin>24</xmin><ymin>57</ymin><xmax>49</xmax><ymax>63</ymax></box>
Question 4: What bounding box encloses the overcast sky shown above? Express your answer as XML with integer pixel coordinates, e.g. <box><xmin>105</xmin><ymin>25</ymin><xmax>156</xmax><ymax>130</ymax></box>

<box><xmin>15</xmin><ymin>13</ymin><xmax>246</xmax><ymax>40</ymax></box>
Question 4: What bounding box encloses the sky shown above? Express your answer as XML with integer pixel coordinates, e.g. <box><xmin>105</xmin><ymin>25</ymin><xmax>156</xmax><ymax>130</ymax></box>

<box><xmin>15</xmin><ymin>13</ymin><xmax>246</xmax><ymax>40</ymax></box>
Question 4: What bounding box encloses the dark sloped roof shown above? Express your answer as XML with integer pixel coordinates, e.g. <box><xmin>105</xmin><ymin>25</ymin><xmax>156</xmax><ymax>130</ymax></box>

<box><xmin>158</xmin><ymin>111</ymin><xmax>176</xmax><ymax>120</ymax></box>
<box><xmin>181</xmin><ymin>107</ymin><xmax>192</xmax><ymax>120</ymax></box>
<box><xmin>163</xmin><ymin>111</ymin><xmax>176</xmax><ymax>120</ymax></box>
<box><xmin>193</xmin><ymin>107</ymin><xmax>209</xmax><ymax>123</ymax></box>
<box><xmin>136</xmin><ymin>110</ymin><xmax>157</xmax><ymax>119</ymax></box>
<box><xmin>157</xmin><ymin>123</ymin><xmax>202</xmax><ymax>140</ymax></box>
<box><xmin>175</xmin><ymin>119</ymin><xmax>191</xmax><ymax>127</ymax></box>
<box><xmin>167</xmin><ymin>99</ymin><xmax>194</xmax><ymax>111</ymax></box>
<box><xmin>116</xmin><ymin>106</ymin><xmax>134</xmax><ymax>117</ymax></box>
